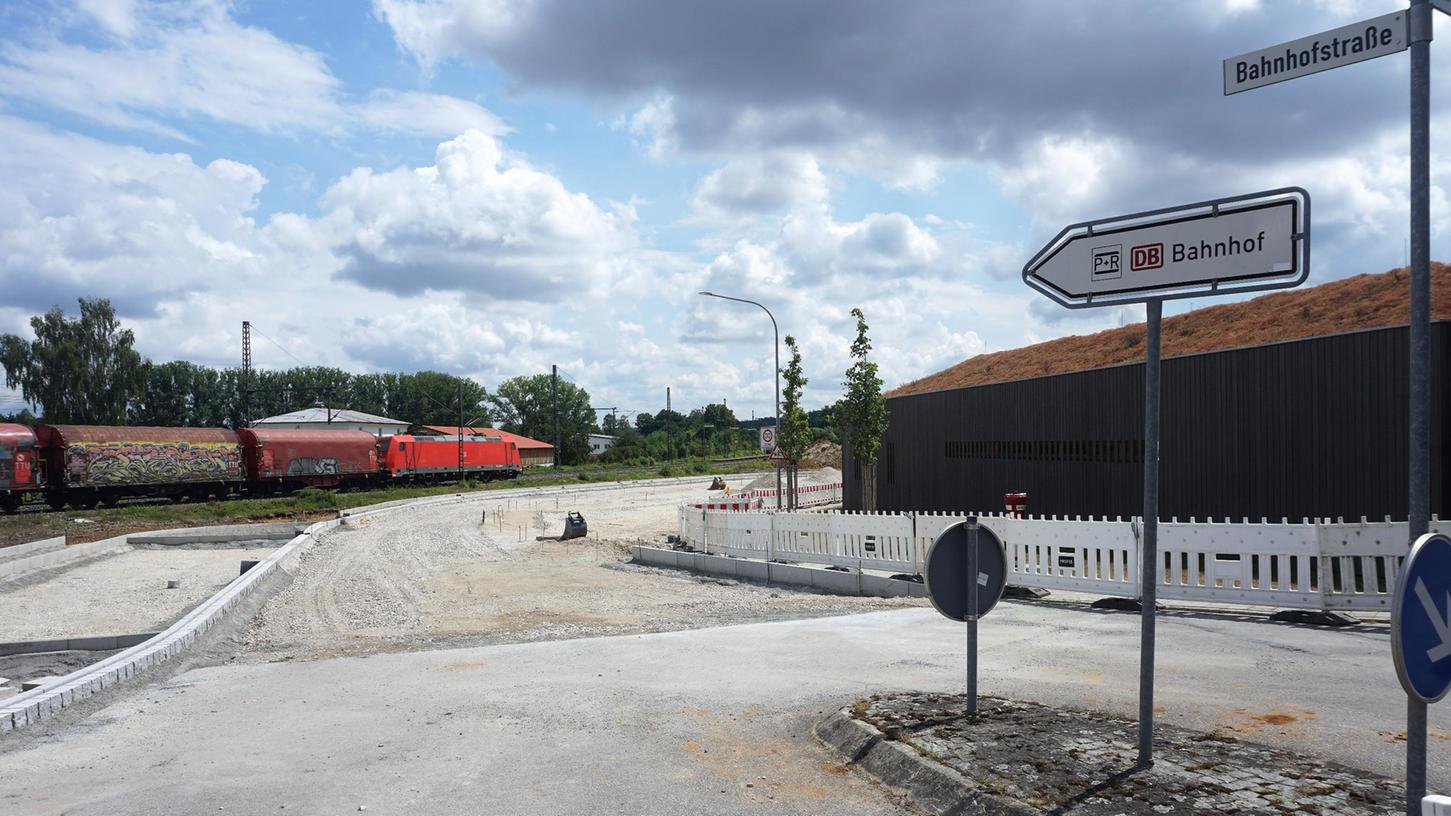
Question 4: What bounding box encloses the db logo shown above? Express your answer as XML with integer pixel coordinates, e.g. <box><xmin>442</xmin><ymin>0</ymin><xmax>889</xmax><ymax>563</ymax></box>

<box><xmin>1130</xmin><ymin>243</ymin><xmax>1163</xmax><ymax>272</ymax></box>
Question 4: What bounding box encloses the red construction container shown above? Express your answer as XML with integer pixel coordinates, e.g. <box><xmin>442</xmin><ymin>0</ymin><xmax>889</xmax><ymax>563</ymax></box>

<box><xmin>382</xmin><ymin>434</ymin><xmax>521</xmax><ymax>480</ymax></box>
<box><xmin>1004</xmin><ymin>491</ymin><xmax>1028</xmax><ymax>518</ymax></box>
<box><xmin>236</xmin><ymin>428</ymin><xmax>380</xmax><ymax>488</ymax></box>
<box><xmin>36</xmin><ymin>425</ymin><xmax>243</xmax><ymax>489</ymax></box>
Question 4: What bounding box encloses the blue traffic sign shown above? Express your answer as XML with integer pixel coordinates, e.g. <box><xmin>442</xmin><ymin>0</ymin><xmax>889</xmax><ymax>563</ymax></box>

<box><xmin>1393</xmin><ymin>533</ymin><xmax>1451</xmax><ymax>704</ymax></box>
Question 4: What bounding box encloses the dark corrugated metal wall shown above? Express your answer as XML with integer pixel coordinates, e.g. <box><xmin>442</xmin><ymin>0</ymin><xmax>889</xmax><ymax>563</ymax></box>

<box><xmin>846</xmin><ymin>322</ymin><xmax>1448</xmax><ymax>521</ymax></box>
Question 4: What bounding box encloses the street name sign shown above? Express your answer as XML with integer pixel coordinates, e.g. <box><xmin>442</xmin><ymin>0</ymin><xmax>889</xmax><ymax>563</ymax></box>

<box><xmin>1224</xmin><ymin>10</ymin><xmax>1407</xmax><ymax>95</ymax></box>
<box><xmin>759</xmin><ymin>426</ymin><xmax>776</xmax><ymax>452</ymax></box>
<box><xmin>1023</xmin><ymin>188</ymin><xmax>1310</xmax><ymax>308</ymax></box>
<box><xmin>1393</xmin><ymin>532</ymin><xmax>1451</xmax><ymax>704</ymax></box>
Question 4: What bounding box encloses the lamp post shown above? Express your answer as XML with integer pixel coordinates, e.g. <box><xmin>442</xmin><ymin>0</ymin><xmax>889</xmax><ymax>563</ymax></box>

<box><xmin>699</xmin><ymin>291</ymin><xmax>782</xmax><ymax>510</ymax></box>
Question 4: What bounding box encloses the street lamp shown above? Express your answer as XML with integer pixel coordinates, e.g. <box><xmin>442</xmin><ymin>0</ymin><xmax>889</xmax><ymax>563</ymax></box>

<box><xmin>699</xmin><ymin>291</ymin><xmax>782</xmax><ymax>509</ymax></box>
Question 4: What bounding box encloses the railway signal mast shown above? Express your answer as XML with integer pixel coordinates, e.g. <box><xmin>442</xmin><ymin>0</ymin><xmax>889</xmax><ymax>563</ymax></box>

<box><xmin>241</xmin><ymin>321</ymin><xmax>252</xmax><ymax>427</ymax></box>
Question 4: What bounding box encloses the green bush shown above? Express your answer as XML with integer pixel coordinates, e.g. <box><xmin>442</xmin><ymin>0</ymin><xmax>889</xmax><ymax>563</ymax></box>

<box><xmin>658</xmin><ymin>466</ymin><xmax>677</xmax><ymax>478</ymax></box>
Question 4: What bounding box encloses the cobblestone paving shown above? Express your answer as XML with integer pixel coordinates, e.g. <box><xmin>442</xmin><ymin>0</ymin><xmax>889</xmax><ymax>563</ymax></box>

<box><xmin>857</xmin><ymin>693</ymin><xmax>1398</xmax><ymax>815</ymax></box>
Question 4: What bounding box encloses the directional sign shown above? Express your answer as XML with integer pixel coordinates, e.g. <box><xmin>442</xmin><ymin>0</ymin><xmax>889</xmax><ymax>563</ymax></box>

<box><xmin>1394</xmin><ymin>533</ymin><xmax>1451</xmax><ymax>704</ymax></box>
<box><xmin>1023</xmin><ymin>188</ymin><xmax>1310</xmax><ymax>309</ymax></box>
<box><xmin>759</xmin><ymin>426</ymin><xmax>776</xmax><ymax>452</ymax></box>
<box><xmin>1224</xmin><ymin>10</ymin><xmax>1407</xmax><ymax>95</ymax></box>
<box><xmin>924</xmin><ymin>520</ymin><xmax>1007</xmax><ymax>621</ymax></box>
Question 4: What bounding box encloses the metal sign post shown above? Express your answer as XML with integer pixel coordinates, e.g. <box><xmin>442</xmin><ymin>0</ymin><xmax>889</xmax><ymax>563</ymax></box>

<box><xmin>1407</xmin><ymin>2</ymin><xmax>1433</xmax><ymax>809</ymax></box>
<box><xmin>967</xmin><ymin>521</ymin><xmax>979</xmax><ymax>715</ymax></box>
<box><xmin>1136</xmin><ymin>298</ymin><xmax>1162</xmax><ymax>769</ymax></box>
<box><xmin>1224</xmin><ymin>6</ymin><xmax>1440</xmax><ymax>809</ymax></box>
<box><xmin>1023</xmin><ymin>189</ymin><xmax>1311</xmax><ymax>769</ymax></box>
<box><xmin>924</xmin><ymin>519</ymin><xmax>1007</xmax><ymax>717</ymax></box>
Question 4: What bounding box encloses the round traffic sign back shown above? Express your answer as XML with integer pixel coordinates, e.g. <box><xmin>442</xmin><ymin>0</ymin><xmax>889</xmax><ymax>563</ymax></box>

<box><xmin>924</xmin><ymin>521</ymin><xmax>1007</xmax><ymax>622</ymax></box>
<box><xmin>1393</xmin><ymin>532</ymin><xmax>1451</xmax><ymax>703</ymax></box>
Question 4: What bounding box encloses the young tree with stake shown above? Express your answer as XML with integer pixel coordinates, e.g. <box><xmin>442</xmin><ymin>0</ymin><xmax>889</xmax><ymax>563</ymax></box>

<box><xmin>779</xmin><ymin>336</ymin><xmax>810</xmax><ymax>509</ymax></box>
<box><xmin>840</xmin><ymin>308</ymin><xmax>888</xmax><ymax>510</ymax></box>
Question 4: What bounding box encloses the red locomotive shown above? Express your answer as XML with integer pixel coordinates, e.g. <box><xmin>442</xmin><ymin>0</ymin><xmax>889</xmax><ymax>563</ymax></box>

<box><xmin>382</xmin><ymin>433</ymin><xmax>521</xmax><ymax>481</ymax></box>
<box><xmin>0</xmin><ymin>422</ymin><xmax>522</xmax><ymax>512</ymax></box>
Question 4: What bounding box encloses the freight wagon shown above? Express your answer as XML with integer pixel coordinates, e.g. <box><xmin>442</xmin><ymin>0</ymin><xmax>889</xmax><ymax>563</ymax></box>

<box><xmin>0</xmin><ymin>422</ymin><xmax>525</xmax><ymax>512</ymax></box>
<box><xmin>36</xmin><ymin>425</ymin><xmax>243</xmax><ymax>509</ymax></box>
<box><xmin>236</xmin><ymin>428</ymin><xmax>382</xmax><ymax>494</ymax></box>
<box><xmin>0</xmin><ymin>424</ymin><xmax>40</xmax><ymax>512</ymax></box>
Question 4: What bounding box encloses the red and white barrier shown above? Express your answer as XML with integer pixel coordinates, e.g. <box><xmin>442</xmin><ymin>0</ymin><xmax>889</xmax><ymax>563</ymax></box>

<box><xmin>697</xmin><ymin>481</ymin><xmax>842</xmax><ymax>511</ymax></box>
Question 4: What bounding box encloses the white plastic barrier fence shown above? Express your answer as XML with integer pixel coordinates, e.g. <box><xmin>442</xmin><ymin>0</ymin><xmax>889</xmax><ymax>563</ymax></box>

<box><xmin>697</xmin><ymin>481</ymin><xmax>843</xmax><ymax>511</ymax></box>
<box><xmin>675</xmin><ymin>506</ymin><xmax>1448</xmax><ymax>612</ymax></box>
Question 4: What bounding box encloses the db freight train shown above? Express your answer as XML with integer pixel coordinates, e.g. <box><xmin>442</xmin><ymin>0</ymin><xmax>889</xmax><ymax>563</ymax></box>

<box><xmin>0</xmin><ymin>424</ymin><xmax>521</xmax><ymax>512</ymax></box>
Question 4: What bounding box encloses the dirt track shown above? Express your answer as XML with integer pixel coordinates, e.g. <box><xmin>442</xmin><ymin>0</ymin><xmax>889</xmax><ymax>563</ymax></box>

<box><xmin>241</xmin><ymin>475</ymin><xmax>923</xmax><ymax>662</ymax></box>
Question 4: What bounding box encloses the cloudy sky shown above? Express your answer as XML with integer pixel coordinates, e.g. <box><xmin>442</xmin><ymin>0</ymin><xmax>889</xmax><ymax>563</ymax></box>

<box><xmin>1</xmin><ymin>0</ymin><xmax>1448</xmax><ymax>420</ymax></box>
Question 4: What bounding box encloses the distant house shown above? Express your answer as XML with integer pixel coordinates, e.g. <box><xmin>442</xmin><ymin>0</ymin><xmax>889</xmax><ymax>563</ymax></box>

<box><xmin>253</xmin><ymin>404</ymin><xmax>409</xmax><ymax>436</ymax></box>
<box><xmin>587</xmin><ymin>434</ymin><xmax>618</xmax><ymax>456</ymax></box>
<box><xmin>413</xmin><ymin>425</ymin><xmax>556</xmax><ymax>468</ymax></box>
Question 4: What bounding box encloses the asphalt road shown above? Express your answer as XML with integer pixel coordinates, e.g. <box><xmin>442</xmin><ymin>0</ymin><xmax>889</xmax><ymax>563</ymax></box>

<box><xmin>2</xmin><ymin>603</ymin><xmax>1446</xmax><ymax>814</ymax></box>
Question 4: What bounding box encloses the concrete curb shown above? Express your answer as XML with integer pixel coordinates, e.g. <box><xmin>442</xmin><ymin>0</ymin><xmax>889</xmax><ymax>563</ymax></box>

<box><xmin>0</xmin><ymin>517</ymin><xmax>337</xmax><ymax>734</ymax></box>
<box><xmin>0</xmin><ymin>536</ymin><xmax>66</xmax><ymax>563</ymax></box>
<box><xmin>337</xmin><ymin>472</ymin><xmax>756</xmax><ymax>523</ymax></box>
<box><xmin>814</xmin><ymin>709</ymin><xmax>1036</xmax><ymax>816</ymax></box>
<box><xmin>631</xmin><ymin>545</ymin><xmax>927</xmax><ymax>599</ymax></box>
<box><xmin>127</xmin><ymin>522</ymin><xmax>309</xmax><ymax>545</ymax></box>
<box><xmin>0</xmin><ymin>633</ymin><xmax>158</xmax><ymax>657</ymax></box>
<box><xmin>0</xmin><ymin>534</ymin><xmax>134</xmax><ymax>580</ymax></box>
<box><xmin>0</xmin><ymin>473</ymin><xmax>744</xmax><ymax>734</ymax></box>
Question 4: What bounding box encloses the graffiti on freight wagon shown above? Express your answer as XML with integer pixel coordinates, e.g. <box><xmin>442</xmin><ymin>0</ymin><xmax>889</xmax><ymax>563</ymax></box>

<box><xmin>67</xmin><ymin>441</ymin><xmax>241</xmax><ymax>486</ymax></box>
<box><xmin>286</xmin><ymin>457</ymin><xmax>340</xmax><ymax>476</ymax></box>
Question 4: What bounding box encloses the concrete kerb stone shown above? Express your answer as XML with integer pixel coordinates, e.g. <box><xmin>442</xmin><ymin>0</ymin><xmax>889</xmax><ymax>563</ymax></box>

<box><xmin>126</xmin><ymin>522</ymin><xmax>308</xmax><ymax>546</ymax></box>
<box><xmin>0</xmin><ymin>475</ymin><xmax>742</xmax><ymax>734</ymax></box>
<box><xmin>0</xmin><ymin>520</ymin><xmax>331</xmax><ymax>734</ymax></box>
<box><xmin>0</xmin><ymin>476</ymin><xmax>734</xmax><ymax>733</ymax></box>
<box><xmin>0</xmin><ymin>536</ymin><xmax>66</xmax><ymax>562</ymax></box>
<box><xmin>631</xmin><ymin>545</ymin><xmax>926</xmax><ymax>600</ymax></box>
<box><xmin>814</xmin><ymin>708</ymin><xmax>1035</xmax><ymax>816</ymax></box>
<box><xmin>336</xmin><ymin>473</ymin><xmax>752</xmax><ymax>523</ymax></box>
<box><xmin>0</xmin><ymin>533</ymin><xmax>134</xmax><ymax>580</ymax></box>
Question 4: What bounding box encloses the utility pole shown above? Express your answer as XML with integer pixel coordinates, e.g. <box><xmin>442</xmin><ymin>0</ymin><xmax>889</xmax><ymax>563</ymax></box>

<box><xmin>666</xmin><ymin>386</ymin><xmax>671</xmax><ymax>413</ymax></box>
<box><xmin>458</xmin><ymin>377</ymin><xmax>465</xmax><ymax>481</ymax></box>
<box><xmin>552</xmin><ymin>364</ymin><xmax>561</xmax><ymax>467</ymax></box>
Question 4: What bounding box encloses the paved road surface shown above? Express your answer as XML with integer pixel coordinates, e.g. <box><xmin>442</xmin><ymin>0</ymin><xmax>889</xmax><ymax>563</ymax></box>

<box><xmin>3</xmin><ymin>601</ymin><xmax>1448</xmax><ymax>814</ymax></box>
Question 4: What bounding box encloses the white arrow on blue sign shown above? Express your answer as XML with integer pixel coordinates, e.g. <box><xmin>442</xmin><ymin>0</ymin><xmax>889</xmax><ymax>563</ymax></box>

<box><xmin>1393</xmin><ymin>532</ymin><xmax>1451</xmax><ymax>703</ymax></box>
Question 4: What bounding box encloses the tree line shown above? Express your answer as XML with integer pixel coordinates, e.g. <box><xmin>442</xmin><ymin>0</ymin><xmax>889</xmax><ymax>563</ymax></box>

<box><xmin>0</xmin><ymin>299</ymin><xmax>889</xmax><ymax>480</ymax></box>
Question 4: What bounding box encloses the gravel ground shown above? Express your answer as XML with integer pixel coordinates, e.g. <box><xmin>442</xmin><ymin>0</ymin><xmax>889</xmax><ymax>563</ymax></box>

<box><xmin>242</xmin><ymin>475</ymin><xmax>921</xmax><ymax>662</ymax></box>
<box><xmin>0</xmin><ymin>545</ymin><xmax>277</xmax><ymax>640</ymax></box>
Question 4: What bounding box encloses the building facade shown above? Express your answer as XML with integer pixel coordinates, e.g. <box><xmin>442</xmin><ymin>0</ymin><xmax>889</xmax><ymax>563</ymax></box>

<box><xmin>845</xmin><ymin>322</ymin><xmax>1449</xmax><ymax>522</ymax></box>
